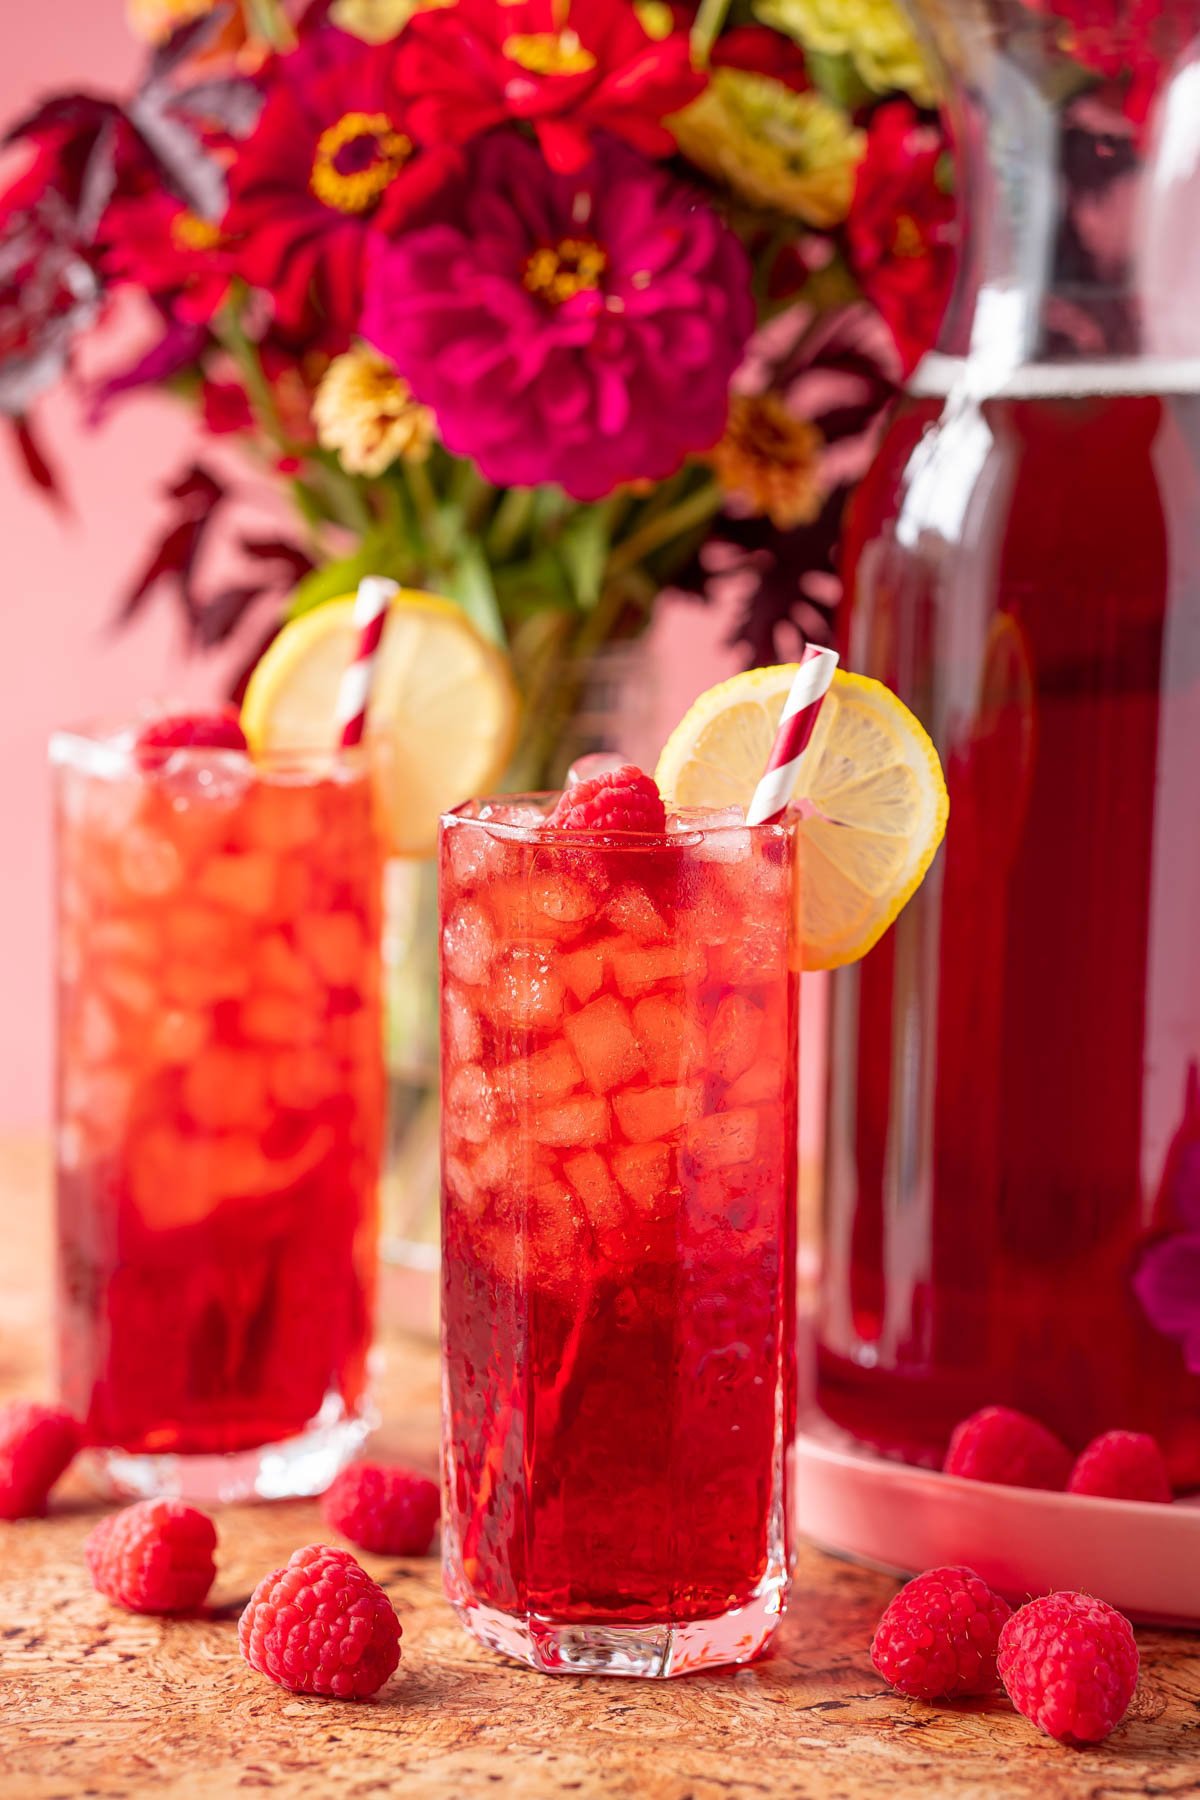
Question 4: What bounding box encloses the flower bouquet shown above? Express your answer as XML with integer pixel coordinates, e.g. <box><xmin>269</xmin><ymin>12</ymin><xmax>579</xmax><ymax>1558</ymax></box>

<box><xmin>1</xmin><ymin>0</ymin><xmax>955</xmax><ymax>781</ymax></box>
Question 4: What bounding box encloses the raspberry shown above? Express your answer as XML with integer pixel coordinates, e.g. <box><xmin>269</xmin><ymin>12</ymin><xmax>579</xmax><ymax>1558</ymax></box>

<box><xmin>549</xmin><ymin>764</ymin><xmax>667</xmax><ymax>835</ymax></box>
<box><xmin>998</xmin><ymin>1591</ymin><xmax>1139</xmax><ymax>1743</ymax></box>
<box><xmin>1068</xmin><ymin>1430</ymin><xmax>1172</xmax><ymax>1503</ymax></box>
<box><xmin>870</xmin><ymin>1565</ymin><xmax>1012</xmax><ymax>1700</ymax></box>
<box><xmin>135</xmin><ymin>708</ymin><xmax>247</xmax><ymax>768</ymax></box>
<box><xmin>321</xmin><ymin>1464</ymin><xmax>440</xmax><ymax>1555</ymax></box>
<box><xmin>238</xmin><ymin>1544</ymin><xmax>401</xmax><ymax>1700</ymax></box>
<box><xmin>944</xmin><ymin>1405</ymin><xmax>1072</xmax><ymax>1491</ymax></box>
<box><xmin>85</xmin><ymin>1499</ymin><xmax>217</xmax><ymax>1614</ymax></box>
<box><xmin>0</xmin><ymin>1400</ymin><xmax>81</xmax><ymax>1519</ymax></box>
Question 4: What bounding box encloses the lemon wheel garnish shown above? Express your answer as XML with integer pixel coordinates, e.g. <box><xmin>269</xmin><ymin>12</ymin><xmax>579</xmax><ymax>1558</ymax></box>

<box><xmin>655</xmin><ymin>663</ymin><xmax>948</xmax><ymax>970</ymax></box>
<box><xmin>241</xmin><ymin>590</ymin><xmax>519</xmax><ymax>857</ymax></box>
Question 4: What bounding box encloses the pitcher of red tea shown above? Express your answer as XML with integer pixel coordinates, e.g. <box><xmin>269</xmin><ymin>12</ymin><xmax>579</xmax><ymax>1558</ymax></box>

<box><xmin>818</xmin><ymin>1</ymin><xmax>1200</xmax><ymax>1484</ymax></box>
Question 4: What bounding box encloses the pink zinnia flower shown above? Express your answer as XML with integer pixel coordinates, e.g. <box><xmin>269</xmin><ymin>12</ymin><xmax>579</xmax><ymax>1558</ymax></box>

<box><xmin>362</xmin><ymin>131</ymin><xmax>754</xmax><ymax>501</ymax></box>
<box><xmin>394</xmin><ymin>0</ymin><xmax>706</xmax><ymax>175</ymax></box>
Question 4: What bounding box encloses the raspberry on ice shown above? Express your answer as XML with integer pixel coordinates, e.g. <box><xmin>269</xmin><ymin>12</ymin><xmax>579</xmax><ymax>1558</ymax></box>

<box><xmin>943</xmin><ymin>1405</ymin><xmax>1072</xmax><ymax>1491</ymax></box>
<box><xmin>0</xmin><ymin>1401</ymin><xmax>81</xmax><ymax>1520</ymax></box>
<box><xmin>1068</xmin><ymin>1430</ymin><xmax>1172</xmax><ymax>1503</ymax></box>
<box><xmin>239</xmin><ymin>1544</ymin><xmax>402</xmax><ymax>1700</ymax></box>
<box><xmin>85</xmin><ymin>1499</ymin><xmax>217</xmax><ymax>1614</ymax></box>
<box><xmin>135</xmin><ymin>708</ymin><xmax>247</xmax><ymax>769</ymax></box>
<box><xmin>871</xmin><ymin>1565</ymin><xmax>1012</xmax><ymax>1700</ymax></box>
<box><xmin>998</xmin><ymin>1591</ymin><xmax>1139</xmax><ymax>1744</ymax></box>
<box><xmin>322</xmin><ymin>1464</ymin><xmax>441</xmax><ymax>1556</ymax></box>
<box><xmin>549</xmin><ymin>764</ymin><xmax>667</xmax><ymax>835</ymax></box>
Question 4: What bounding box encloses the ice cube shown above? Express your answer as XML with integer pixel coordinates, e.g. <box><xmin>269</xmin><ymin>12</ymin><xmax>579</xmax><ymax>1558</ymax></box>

<box><xmin>240</xmin><ymin>991</ymin><xmax>320</xmax><ymax>1046</ymax></box>
<box><xmin>559</xmin><ymin>945</ymin><xmax>606</xmax><ymax>1005</ymax></box>
<box><xmin>667</xmin><ymin>804</ymin><xmax>745</xmax><ymax>838</ymax></box>
<box><xmin>633</xmin><ymin>995</ymin><xmax>706</xmax><ymax>1084</ymax></box>
<box><xmin>563</xmin><ymin>1148</ymin><xmax>625</xmax><ymax>1247</ymax></box>
<box><xmin>257</xmin><ymin>932</ymin><xmax>320</xmax><ymax>1000</ymax></box>
<box><xmin>150</xmin><ymin>1008</ymin><xmax>209</xmax><ymax>1067</ymax></box>
<box><xmin>446</xmin><ymin>819</ymin><xmax>515</xmax><ymax>888</ymax></box>
<box><xmin>159</xmin><ymin>750</ymin><xmax>253</xmax><ymax>815</ymax></box>
<box><xmin>566</xmin><ymin>753</ymin><xmax>626</xmax><ymax>788</ymax></box>
<box><xmin>269</xmin><ymin>1047</ymin><xmax>338</xmax><ymax>1111</ymax></box>
<box><xmin>296</xmin><ymin>911</ymin><xmax>365</xmax><ymax>986</ymax></box>
<box><xmin>488</xmin><ymin>943</ymin><xmax>564</xmax><ymax>1031</ymax></box>
<box><xmin>444</xmin><ymin>1153</ymin><xmax>488</xmax><ymax>1221</ymax></box>
<box><xmin>563</xmin><ymin>994</ymin><xmax>644</xmax><ymax>1094</ymax></box>
<box><xmin>445</xmin><ymin>1063</ymin><xmax>497</xmax><ymax>1145</ymax></box>
<box><xmin>198</xmin><ymin>851</ymin><xmax>277</xmax><ymax>917</ymax></box>
<box><xmin>710</xmin><ymin>994</ymin><xmax>765</xmax><ymax>1084</ymax></box>
<box><xmin>606</xmin><ymin>885</ymin><xmax>669</xmax><ymax>943</ymax></box>
<box><xmin>120</xmin><ymin>829</ymin><xmax>184</xmax><ymax>899</ymax></box>
<box><xmin>164</xmin><ymin>957</ymin><xmax>252</xmax><ymax>1010</ymax></box>
<box><xmin>443</xmin><ymin>984</ymin><xmax>483</xmax><ymax>1065</ymax></box>
<box><xmin>531</xmin><ymin>1095</ymin><xmax>609</xmax><ymax>1148</ymax></box>
<box><xmin>100</xmin><ymin>962</ymin><xmax>157</xmax><ymax>1020</ymax></box>
<box><xmin>612</xmin><ymin>1141</ymin><xmax>674</xmax><ymax>1218</ymax></box>
<box><xmin>725</xmin><ymin>1062</ymin><xmax>782</xmax><ymax>1106</ymax></box>
<box><xmin>613</xmin><ymin>1082</ymin><xmax>703</xmax><ymax>1144</ymax></box>
<box><xmin>472</xmin><ymin>1128</ymin><xmax>519</xmax><ymax>1191</ymax></box>
<box><xmin>685</xmin><ymin>1107</ymin><xmax>760</xmax><ymax>1173</ymax></box>
<box><xmin>442</xmin><ymin>901</ymin><xmax>495</xmax><ymax>987</ymax></box>
<box><xmin>528</xmin><ymin>870</ymin><xmax>599</xmax><ymax>939</ymax></box>
<box><xmin>240</xmin><ymin>780</ymin><xmax>320</xmax><ymax>851</ymax></box>
<box><xmin>498</xmin><ymin>1040</ymin><xmax>582</xmax><ymax>1105</ymax></box>
<box><xmin>610</xmin><ymin>941</ymin><xmax>705</xmax><ymax>999</ymax></box>
<box><xmin>716</xmin><ymin>920</ymin><xmax>787</xmax><ymax>988</ymax></box>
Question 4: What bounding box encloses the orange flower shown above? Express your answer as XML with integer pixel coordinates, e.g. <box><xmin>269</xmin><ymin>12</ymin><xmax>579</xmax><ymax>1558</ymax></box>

<box><xmin>710</xmin><ymin>394</ymin><xmax>826</xmax><ymax>530</ymax></box>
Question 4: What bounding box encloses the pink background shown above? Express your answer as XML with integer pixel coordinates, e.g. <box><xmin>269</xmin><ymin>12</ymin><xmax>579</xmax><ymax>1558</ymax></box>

<box><xmin>1</xmin><ymin>5</ymin><xmax>824</xmax><ymax>1139</ymax></box>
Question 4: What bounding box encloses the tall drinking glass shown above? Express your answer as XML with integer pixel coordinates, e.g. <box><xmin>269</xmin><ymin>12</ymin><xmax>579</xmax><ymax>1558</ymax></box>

<box><xmin>439</xmin><ymin>798</ymin><xmax>799</xmax><ymax>1676</ymax></box>
<box><xmin>53</xmin><ymin>727</ymin><xmax>385</xmax><ymax>1501</ymax></box>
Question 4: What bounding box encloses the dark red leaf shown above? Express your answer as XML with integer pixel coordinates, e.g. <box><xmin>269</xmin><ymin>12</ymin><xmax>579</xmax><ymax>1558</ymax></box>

<box><xmin>116</xmin><ymin>461</ymin><xmax>226</xmax><ymax>626</ymax></box>
<box><xmin>194</xmin><ymin>583</ymin><xmax>269</xmax><ymax>647</ymax></box>
<box><xmin>9</xmin><ymin>413</ymin><xmax>68</xmax><ymax>510</ymax></box>
<box><xmin>88</xmin><ymin>318</ymin><xmax>208</xmax><ymax>423</ymax></box>
<box><xmin>239</xmin><ymin>535</ymin><xmax>314</xmax><ymax>580</ymax></box>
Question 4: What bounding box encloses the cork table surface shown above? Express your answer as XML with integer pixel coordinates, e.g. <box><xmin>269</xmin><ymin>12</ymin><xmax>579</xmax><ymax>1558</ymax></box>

<box><xmin>5</xmin><ymin>1134</ymin><xmax>1200</xmax><ymax>1800</ymax></box>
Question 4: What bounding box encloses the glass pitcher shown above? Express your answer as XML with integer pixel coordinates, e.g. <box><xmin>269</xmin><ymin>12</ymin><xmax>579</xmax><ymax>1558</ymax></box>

<box><xmin>818</xmin><ymin>1</ymin><xmax>1200</xmax><ymax>1485</ymax></box>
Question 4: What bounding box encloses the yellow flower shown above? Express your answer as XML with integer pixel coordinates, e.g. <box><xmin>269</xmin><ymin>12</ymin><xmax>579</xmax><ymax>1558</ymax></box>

<box><xmin>754</xmin><ymin>0</ymin><xmax>938</xmax><ymax>109</ymax></box>
<box><xmin>671</xmin><ymin>71</ymin><xmax>864</xmax><ymax>227</ymax></box>
<box><xmin>313</xmin><ymin>347</ymin><xmax>436</xmax><ymax>477</ymax></box>
<box><xmin>126</xmin><ymin>0</ymin><xmax>218</xmax><ymax>44</ymax></box>
<box><xmin>710</xmin><ymin>394</ymin><xmax>826</xmax><ymax>530</ymax></box>
<box><xmin>328</xmin><ymin>0</ymin><xmax>456</xmax><ymax>43</ymax></box>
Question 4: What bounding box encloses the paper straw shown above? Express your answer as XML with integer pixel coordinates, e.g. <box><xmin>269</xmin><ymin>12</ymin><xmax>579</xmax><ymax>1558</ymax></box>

<box><xmin>336</xmin><ymin>576</ymin><xmax>398</xmax><ymax>748</ymax></box>
<box><xmin>746</xmin><ymin>645</ymin><xmax>839</xmax><ymax>826</ymax></box>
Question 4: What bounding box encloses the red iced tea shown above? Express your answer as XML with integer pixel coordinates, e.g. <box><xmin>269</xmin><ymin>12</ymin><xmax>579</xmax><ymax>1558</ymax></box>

<box><xmin>54</xmin><ymin>731</ymin><xmax>384</xmax><ymax>1494</ymax></box>
<box><xmin>439</xmin><ymin>800</ymin><xmax>798</xmax><ymax>1676</ymax></box>
<box><xmin>819</xmin><ymin>385</ymin><xmax>1200</xmax><ymax>1481</ymax></box>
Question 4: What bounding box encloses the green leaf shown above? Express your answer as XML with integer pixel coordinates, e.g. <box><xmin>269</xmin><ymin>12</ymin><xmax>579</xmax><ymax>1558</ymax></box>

<box><xmin>556</xmin><ymin>505</ymin><xmax>610</xmax><ymax>610</ymax></box>
<box><xmin>287</xmin><ymin>536</ymin><xmax>403</xmax><ymax>617</ymax></box>
<box><xmin>446</xmin><ymin>536</ymin><xmax>506</xmax><ymax>645</ymax></box>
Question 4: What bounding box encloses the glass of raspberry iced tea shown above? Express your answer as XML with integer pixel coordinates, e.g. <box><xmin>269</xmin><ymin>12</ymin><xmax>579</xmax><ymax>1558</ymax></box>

<box><xmin>53</xmin><ymin>721</ymin><xmax>385</xmax><ymax>1501</ymax></box>
<box><xmin>439</xmin><ymin>779</ymin><xmax>799</xmax><ymax>1675</ymax></box>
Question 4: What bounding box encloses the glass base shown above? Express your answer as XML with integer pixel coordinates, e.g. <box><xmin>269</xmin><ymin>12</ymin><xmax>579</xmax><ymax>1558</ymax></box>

<box><xmin>86</xmin><ymin>1401</ymin><xmax>375</xmax><ymax>1505</ymax></box>
<box><xmin>448</xmin><ymin>1576</ymin><xmax>789</xmax><ymax>1678</ymax></box>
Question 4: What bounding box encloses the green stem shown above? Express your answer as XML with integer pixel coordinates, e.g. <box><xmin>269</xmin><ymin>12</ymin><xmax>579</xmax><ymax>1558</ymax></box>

<box><xmin>487</xmin><ymin>486</ymin><xmax>537</xmax><ymax>562</ymax></box>
<box><xmin>403</xmin><ymin>459</ymin><xmax>445</xmax><ymax>563</ymax></box>
<box><xmin>690</xmin><ymin>0</ymin><xmax>732</xmax><ymax>64</ymax></box>
<box><xmin>605</xmin><ymin>478</ymin><xmax>723</xmax><ymax>579</ymax></box>
<box><xmin>242</xmin><ymin>0</ymin><xmax>296</xmax><ymax>51</ymax></box>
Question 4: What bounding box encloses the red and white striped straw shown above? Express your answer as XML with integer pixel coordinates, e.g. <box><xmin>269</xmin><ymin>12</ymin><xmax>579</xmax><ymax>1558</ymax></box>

<box><xmin>336</xmin><ymin>575</ymin><xmax>398</xmax><ymax>748</ymax></box>
<box><xmin>746</xmin><ymin>644</ymin><xmax>840</xmax><ymax>826</ymax></box>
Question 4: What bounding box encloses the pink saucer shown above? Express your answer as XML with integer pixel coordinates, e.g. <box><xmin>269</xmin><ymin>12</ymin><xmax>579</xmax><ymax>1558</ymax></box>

<box><xmin>794</xmin><ymin>1420</ymin><xmax>1200</xmax><ymax>1626</ymax></box>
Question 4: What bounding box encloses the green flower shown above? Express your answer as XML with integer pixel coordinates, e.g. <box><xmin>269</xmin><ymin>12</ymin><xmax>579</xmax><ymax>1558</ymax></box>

<box><xmin>671</xmin><ymin>71</ymin><xmax>864</xmax><ymax>227</ymax></box>
<box><xmin>755</xmin><ymin>0</ymin><xmax>938</xmax><ymax>108</ymax></box>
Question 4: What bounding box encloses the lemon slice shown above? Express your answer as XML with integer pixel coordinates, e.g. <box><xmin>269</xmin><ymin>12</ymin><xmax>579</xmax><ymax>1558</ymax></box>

<box><xmin>241</xmin><ymin>590</ymin><xmax>519</xmax><ymax>856</ymax></box>
<box><xmin>655</xmin><ymin>663</ymin><xmax>948</xmax><ymax>969</ymax></box>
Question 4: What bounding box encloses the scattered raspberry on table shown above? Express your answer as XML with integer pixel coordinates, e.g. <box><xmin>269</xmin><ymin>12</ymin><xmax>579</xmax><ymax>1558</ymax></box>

<box><xmin>322</xmin><ymin>1463</ymin><xmax>441</xmax><ymax>1555</ymax></box>
<box><xmin>871</xmin><ymin>1565</ymin><xmax>1012</xmax><ymax>1700</ymax></box>
<box><xmin>998</xmin><ymin>1590</ymin><xmax>1139</xmax><ymax>1744</ymax></box>
<box><xmin>943</xmin><ymin>1405</ymin><xmax>1072</xmax><ymax>1490</ymax></box>
<box><xmin>0</xmin><ymin>1400</ymin><xmax>81</xmax><ymax>1519</ymax></box>
<box><xmin>548</xmin><ymin>764</ymin><xmax>667</xmax><ymax>835</ymax></box>
<box><xmin>85</xmin><ymin>1498</ymin><xmax>217</xmax><ymax>1614</ymax></box>
<box><xmin>239</xmin><ymin>1543</ymin><xmax>402</xmax><ymax>1700</ymax></box>
<box><xmin>1068</xmin><ymin>1430</ymin><xmax>1172</xmax><ymax>1503</ymax></box>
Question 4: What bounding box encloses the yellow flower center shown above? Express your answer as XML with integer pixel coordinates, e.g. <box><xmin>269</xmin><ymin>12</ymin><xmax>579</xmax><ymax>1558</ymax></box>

<box><xmin>892</xmin><ymin>213</ymin><xmax>925</xmax><ymax>259</ymax></box>
<box><xmin>170</xmin><ymin>211</ymin><xmax>221</xmax><ymax>252</ymax></box>
<box><xmin>503</xmin><ymin>29</ymin><xmax>597</xmax><ymax>74</ymax></box>
<box><xmin>310</xmin><ymin>111</ymin><xmax>412</xmax><ymax>215</ymax></box>
<box><xmin>523</xmin><ymin>237</ymin><xmax>608</xmax><ymax>304</ymax></box>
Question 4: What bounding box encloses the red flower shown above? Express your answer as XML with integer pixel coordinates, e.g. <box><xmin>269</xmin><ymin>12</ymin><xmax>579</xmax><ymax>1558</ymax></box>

<box><xmin>99</xmin><ymin>192</ymin><xmax>232</xmax><ymax>324</ymax></box>
<box><xmin>710</xmin><ymin>23</ymin><xmax>810</xmax><ymax>92</ymax></box>
<box><xmin>222</xmin><ymin>26</ymin><xmax>457</xmax><ymax>342</ymax></box>
<box><xmin>394</xmin><ymin>0</ymin><xmax>706</xmax><ymax>175</ymax></box>
<box><xmin>845</xmin><ymin>100</ymin><xmax>957</xmax><ymax>376</ymax></box>
<box><xmin>1020</xmin><ymin>0</ymin><xmax>1195</xmax><ymax>126</ymax></box>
